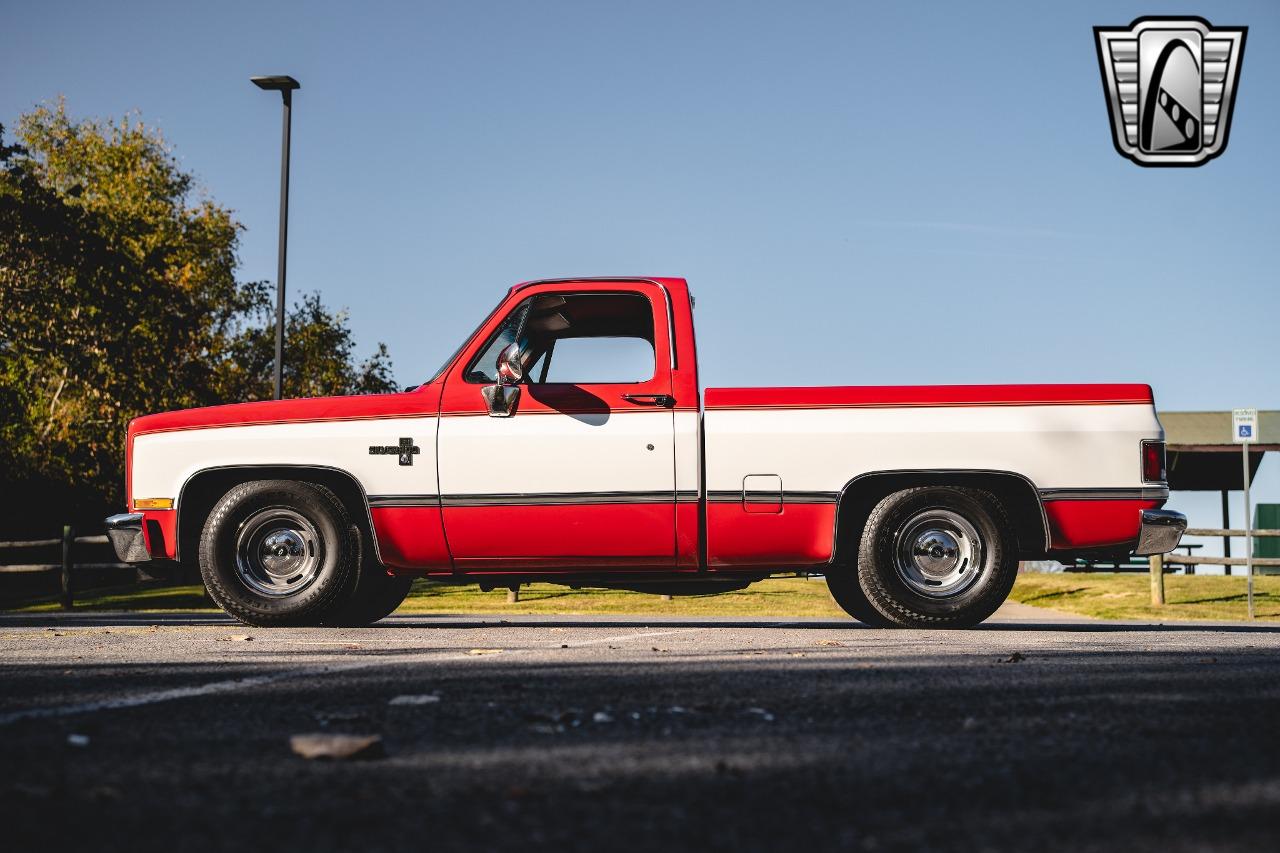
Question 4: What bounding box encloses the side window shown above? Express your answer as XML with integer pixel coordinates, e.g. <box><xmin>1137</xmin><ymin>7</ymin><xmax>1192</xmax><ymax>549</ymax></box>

<box><xmin>540</xmin><ymin>337</ymin><xmax>655</xmax><ymax>384</ymax></box>
<box><xmin>465</xmin><ymin>292</ymin><xmax>656</xmax><ymax>385</ymax></box>
<box><xmin>527</xmin><ymin>293</ymin><xmax>655</xmax><ymax>384</ymax></box>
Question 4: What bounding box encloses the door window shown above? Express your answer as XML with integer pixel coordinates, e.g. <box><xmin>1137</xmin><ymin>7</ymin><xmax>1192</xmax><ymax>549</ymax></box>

<box><xmin>469</xmin><ymin>292</ymin><xmax>656</xmax><ymax>385</ymax></box>
<box><xmin>535</xmin><ymin>336</ymin><xmax>654</xmax><ymax>384</ymax></box>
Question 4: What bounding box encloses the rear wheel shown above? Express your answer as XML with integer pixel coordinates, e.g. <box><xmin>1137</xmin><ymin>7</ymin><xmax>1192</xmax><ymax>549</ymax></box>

<box><xmin>199</xmin><ymin>480</ymin><xmax>360</xmax><ymax>627</ymax></box>
<box><xmin>826</xmin><ymin>565</ymin><xmax>892</xmax><ymax>627</ymax></box>
<box><xmin>856</xmin><ymin>486</ymin><xmax>1017</xmax><ymax>628</ymax></box>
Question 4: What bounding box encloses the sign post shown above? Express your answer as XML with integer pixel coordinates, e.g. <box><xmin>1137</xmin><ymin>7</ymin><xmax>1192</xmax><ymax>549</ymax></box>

<box><xmin>1233</xmin><ymin>408</ymin><xmax>1258</xmax><ymax>619</ymax></box>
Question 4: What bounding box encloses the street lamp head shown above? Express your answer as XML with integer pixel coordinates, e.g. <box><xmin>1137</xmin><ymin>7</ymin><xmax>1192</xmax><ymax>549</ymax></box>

<box><xmin>251</xmin><ymin>75</ymin><xmax>301</xmax><ymax>92</ymax></box>
<box><xmin>251</xmin><ymin>74</ymin><xmax>300</xmax><ymax>401</ymax></box>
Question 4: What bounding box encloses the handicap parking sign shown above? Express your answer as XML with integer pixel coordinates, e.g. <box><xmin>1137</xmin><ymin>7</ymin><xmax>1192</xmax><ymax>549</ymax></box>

<box><xmin>1233</xmin><ymin>408</ymin><xmax>1258</xmax><ymax>443</ymax></box>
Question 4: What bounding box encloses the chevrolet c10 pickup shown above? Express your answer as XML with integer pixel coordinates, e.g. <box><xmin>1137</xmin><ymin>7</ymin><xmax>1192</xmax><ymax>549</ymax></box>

<box><xmin>106</xmin><ymin>276</ymin><xmax>1186</xmax><ymax>627</ymax></box>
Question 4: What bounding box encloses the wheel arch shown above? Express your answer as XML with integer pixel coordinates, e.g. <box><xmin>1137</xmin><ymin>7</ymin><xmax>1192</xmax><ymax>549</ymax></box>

<box><xmin>175</xmin><ymin>465</ymin><xmax>381</xmax><ymax>566</ymax></box>
<box><xmin>830</xmin><ymin>469</ymin><xmax>1049</xmax><ymax>565</ymax></box>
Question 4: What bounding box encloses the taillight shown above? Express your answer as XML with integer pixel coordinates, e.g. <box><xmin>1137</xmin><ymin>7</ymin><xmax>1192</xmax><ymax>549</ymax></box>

<box><xmin>1142</xmin><ymin>440</ymin><xmax>1166</xmax><ymax>483</ymax></box>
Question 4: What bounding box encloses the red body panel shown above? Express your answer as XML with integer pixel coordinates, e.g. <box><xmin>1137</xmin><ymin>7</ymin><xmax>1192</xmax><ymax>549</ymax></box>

<box><xmin>140</xmin><ymin>509</ymin><xmax>178</xmax><ymax>560</ymax></box>
<box><xmin>370</xmin><ymin>507</ymin><xmax>453</xmax><ymax>572</ymax></box>
<box><xmin>441</xmin><ymin>504</ymin><xmax>677</xmax><ymax>567</ymax></box>
<box><xmin>1044</xmin><ymin>499</ymin><xmax>1160</xmax><ymax>550</ymax></box>
<box><xmin>704</xmin><ymin>384</ymin><xmax>1153</xmax><ymax>411</ymax></box>
<box><xmin>706</xmin><ymin>502</ymin><xmax>836</xmax><ymax>567</ymax></box>
<box><xmin>676</xmin><ymin>502</ymin><xmax>700</xmax><ymax>569</ymax></box>
<box><xmin>129</xmin><ymin>388</ymin><xmax>441</xmax><ymax>437</ymax></box>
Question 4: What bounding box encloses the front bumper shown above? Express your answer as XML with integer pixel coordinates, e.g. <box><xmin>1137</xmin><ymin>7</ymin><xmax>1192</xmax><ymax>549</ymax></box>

<box><xmin>1134</xmin><ymin>509</ymin><xmax>1187</xmax><ymax>556</ymax></box>
<box><xmin>105</xmin><ymin>513</ymin><xmax>151</xmax><ymax>563</ymax></box>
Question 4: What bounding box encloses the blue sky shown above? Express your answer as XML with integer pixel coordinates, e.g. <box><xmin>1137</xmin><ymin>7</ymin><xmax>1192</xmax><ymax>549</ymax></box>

<box><xmin>3</xmin><ymin>1</ymin><xmax>1277</xmax><ymax>554</ymax></box>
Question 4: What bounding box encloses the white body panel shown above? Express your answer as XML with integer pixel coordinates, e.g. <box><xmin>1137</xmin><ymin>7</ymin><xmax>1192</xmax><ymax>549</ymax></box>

<box><xmin>437</xmin><ymin>410</ymin><xmax>675</xmax><ymax>496</ymax></box>
<box><xmin>702</xmin><ymin>403</ymin><xmax>1162</xmax><ymax>496</ymax></box>
<box><xmin>673</xmin><ymin>410</ymin><xmax>700</xmax><ymax>499</ymax></box>
<box><xmin>131</xmin><ymin>417</ymin><xmax>440</xmax><ymax>501</ymax></box>
<box><xmin>134</xmin><ymin>403</ymin><xmax>1160</xmax><ymax>507</ymax></box>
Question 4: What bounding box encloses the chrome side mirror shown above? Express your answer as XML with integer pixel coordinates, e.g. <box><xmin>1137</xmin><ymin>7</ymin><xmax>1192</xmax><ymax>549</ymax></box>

<box><xmin>495</xmin><ymin>342</ymin><xmax>523</xmax><ymax>385</ymax></box>
<box><xmin>483</xmin><ymin>341</ymin><xmax>523</xmax><ymax>417</ymax></box>
<box><xmin>482</xmin><ymin>385</ymin><xmax>520</xmax><ymax>417</ymax></box>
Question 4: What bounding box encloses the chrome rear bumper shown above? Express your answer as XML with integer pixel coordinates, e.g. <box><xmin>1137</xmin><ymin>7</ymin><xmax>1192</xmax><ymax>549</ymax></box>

<box><xmin>1134</xmin><ymin>509</ymin><xmax>1187</xmax><ymax>556</ymax></box>
<box><xmin>105</xmin><ymin>513</ymin><xmax>151</xmax><ymax>563</ymax></box>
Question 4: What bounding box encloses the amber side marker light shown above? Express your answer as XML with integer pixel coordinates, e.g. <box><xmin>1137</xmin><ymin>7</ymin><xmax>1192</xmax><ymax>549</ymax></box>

<box><xmin>133</xmin><ymin>498</ymin><xmax>174</xmax><ymax>510</ymax></box>
<box><xmin>1141</xmin><ymin>440</ymin><xmax>1166</xmax><ymax>483</ymax></box>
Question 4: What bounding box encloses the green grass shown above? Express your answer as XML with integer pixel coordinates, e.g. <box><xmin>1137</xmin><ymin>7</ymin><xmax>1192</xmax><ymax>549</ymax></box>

<box><xmin>7</xmin><ymin>576</ymin><xmax>847</xmax><ymax>618</ymax></box>
<box><xmin>1009</xmin><ymin>572</ymin><xmax>1280</xmax><ymax>622</ymax></box>
<box><xmin>10</xmin><ymin>573</ymin><xmax>1280</xmax><ymax>622</ymax></box>
<box><xmin>396</xmin><ymin>577</ymin><xmax>846</xmax><ymax>616</ymax></box>
<box><xmin>10</xmin><ymin>583</ymin><xmax>220</xmax><ymax>613</ymax></box>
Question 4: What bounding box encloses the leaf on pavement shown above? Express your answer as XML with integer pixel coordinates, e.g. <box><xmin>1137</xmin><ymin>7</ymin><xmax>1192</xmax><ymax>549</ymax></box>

<box><xmin>289</xmin><ymin>733</ymin><xmax>384</xmax><ymax>760</ymax></box>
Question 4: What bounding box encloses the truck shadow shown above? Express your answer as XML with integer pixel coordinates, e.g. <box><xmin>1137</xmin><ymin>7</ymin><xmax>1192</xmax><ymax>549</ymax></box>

<box><xmin>525</xmin><ymin>385</ymin><xmax>611</xmax><ymax>424</ymax></box>
<box><xmin>4</xmin><ymin>611</ymin><xmax>1280</xmax><ymax>633</ymax></box>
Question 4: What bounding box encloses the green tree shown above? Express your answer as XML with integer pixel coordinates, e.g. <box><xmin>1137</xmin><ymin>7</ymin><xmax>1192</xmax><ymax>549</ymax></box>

<box><xmin>216</xmin><ymin>285</ymin><xmax>397</xmax><ymax>402</ymax></box>
<box><xmin>0</xmin><ymin>101</ymin><xmax>395</xmax><ymax>533</ymax></box>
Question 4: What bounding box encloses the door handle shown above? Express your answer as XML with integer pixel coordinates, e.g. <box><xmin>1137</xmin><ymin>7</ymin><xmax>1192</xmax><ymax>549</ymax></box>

<box><xmin>622</xmin><ymin>394</ymin><xmax>675</xmax><ymax>408</ymax></box>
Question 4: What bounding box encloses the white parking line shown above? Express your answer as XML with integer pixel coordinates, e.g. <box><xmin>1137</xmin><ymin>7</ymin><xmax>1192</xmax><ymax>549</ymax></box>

<box><xmin>563</xmin><ymin>629</ymin><xmax>698</xmax><ymax>648</ymax></box>
<box><xmin>0</xmin><ymin>668</ymin><xmax>331</xmax><ymax>726</ymax></box>
<box><xmin>0</xmin><ymin>628</ymin><xmax>701</xmax><ymax>726</ymax></box>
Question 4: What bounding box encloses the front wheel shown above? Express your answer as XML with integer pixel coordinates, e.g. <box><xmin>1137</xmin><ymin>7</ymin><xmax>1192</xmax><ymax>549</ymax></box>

<box><xmin>323</xmin><ymin>570</ymin><xmax>414</xmax><ymax>627</ymax></box>
<box><xmin>199</xmin><ymin>480</ymin><xmax>360</xmax><ymax>627</ymax></box>
<box><xmin>856</xmin><ymin>486</ymin><xmax>1018</xmax><ymax>628</ymax></box>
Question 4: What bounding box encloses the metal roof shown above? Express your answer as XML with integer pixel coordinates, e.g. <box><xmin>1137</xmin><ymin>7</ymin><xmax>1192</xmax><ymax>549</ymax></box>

<box><xmin>1158</xmin><ymin>411</ymin><xmax>1277</xmax><ymax>491</ymax></box>
<box><xmin>1160</xmin><ymin>410</ymin><xmax>1280</xmax><ymax>449</ymax></box>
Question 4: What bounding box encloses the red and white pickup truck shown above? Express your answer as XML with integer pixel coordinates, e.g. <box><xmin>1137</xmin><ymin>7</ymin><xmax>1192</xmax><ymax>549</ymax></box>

<box><xmin>107</xmin><ymin>277</ymin><xmax>1186</xmax><ymax>627</ymax></box>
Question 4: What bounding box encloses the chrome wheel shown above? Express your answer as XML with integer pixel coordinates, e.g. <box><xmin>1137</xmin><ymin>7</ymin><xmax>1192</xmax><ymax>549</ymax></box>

<box><xmin>233</xmin><ymin>507</ymin><xmax>323</xmax><ymax>597</ymax></box>
<box><xmin>893</xmin><ymin>509</ymin><xmax>984</xmax><ymax>598</ymax></box>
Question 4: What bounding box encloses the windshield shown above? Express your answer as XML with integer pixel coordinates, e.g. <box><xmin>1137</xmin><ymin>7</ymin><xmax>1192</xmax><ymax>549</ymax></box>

<box><xmin>422</xmin><ymin>294</ymin><xmax>508</xmax><ymax>385</ymax></box>
<box><xmin>464</xmin><ymin>299</ymin><xmax>531</xmax><ymax>383</ymax></box>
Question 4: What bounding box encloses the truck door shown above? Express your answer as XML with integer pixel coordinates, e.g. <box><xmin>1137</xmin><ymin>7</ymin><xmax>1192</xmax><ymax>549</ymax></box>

<box><xmin>437</xmin><ymin>282</ymin><xmax>678</xmax><ymax>571</ymax></box>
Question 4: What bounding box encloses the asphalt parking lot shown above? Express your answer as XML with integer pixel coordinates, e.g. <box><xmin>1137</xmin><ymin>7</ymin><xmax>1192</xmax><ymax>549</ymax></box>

<box><xmin>3</xmin><ymin>605</ymin><xmax>1280</xmax><ymax>852</ymax></box>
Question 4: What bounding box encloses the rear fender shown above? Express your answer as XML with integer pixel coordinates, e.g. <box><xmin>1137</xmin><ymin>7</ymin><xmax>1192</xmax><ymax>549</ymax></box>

<box><xmin>831</xmin><ymin>469</ymin><xmax>1050</xmax><ymax>563</ymax></box>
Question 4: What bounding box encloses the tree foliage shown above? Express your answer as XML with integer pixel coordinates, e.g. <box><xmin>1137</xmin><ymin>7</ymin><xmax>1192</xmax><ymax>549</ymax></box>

<box><xmin>0</xmin><ymin>101</ymin><xmax>395</xmax><ymax>531</ymax></box>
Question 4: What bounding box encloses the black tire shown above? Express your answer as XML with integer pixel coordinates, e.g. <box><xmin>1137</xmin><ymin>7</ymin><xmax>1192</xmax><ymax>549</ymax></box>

<box><xmin>323</xmin><ymin>566</ymin><xmax>414</xmax><ymax>627</ymax></box>
<box><xmin>826</xmin><ymin>565</ymin><xmax>893</xmax><ymax>627</ymax></box>
<box><xmin>199</xmin><ymin>480</ymin><xmax>360</xmax><ymax>627</ymax></box>
<box><xmin>856</xmin><ymin>486</ymin><xmax>1017</xmax><ymax>628</ymax></box>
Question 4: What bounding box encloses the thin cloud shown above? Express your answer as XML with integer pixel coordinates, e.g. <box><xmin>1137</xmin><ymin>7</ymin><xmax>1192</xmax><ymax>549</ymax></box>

<box><xmin>852</xmin><ymin>220</ymin><xmax>1086</xmax><ymax>240</ymax></box>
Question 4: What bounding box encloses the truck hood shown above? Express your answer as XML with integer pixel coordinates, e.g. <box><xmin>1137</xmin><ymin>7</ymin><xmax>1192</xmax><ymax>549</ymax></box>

<box><xmin>127</xmin><ymin>390</ymin><xmax>437</xmax><ymax>439</ymax></box>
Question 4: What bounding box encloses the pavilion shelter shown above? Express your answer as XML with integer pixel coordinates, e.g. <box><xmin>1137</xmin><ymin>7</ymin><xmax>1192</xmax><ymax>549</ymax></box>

<box><xmin>1162</xmin><ymin>410</ymin><xmax>1279</xmax><ymax>566</ymax></box>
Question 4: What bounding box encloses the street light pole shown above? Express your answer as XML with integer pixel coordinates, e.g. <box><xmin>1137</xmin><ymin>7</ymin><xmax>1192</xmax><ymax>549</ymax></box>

<box><xmin>251</xmin><ymin>75</ymin><xmax>301</xmax><ymax>401</ymax></box>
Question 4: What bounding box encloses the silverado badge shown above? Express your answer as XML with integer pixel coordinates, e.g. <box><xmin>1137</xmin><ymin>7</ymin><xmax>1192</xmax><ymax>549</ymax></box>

<box><xmin>369</xmin><ymin>438</ymin><xmax>420</xmax><ymax>466</ymax></box>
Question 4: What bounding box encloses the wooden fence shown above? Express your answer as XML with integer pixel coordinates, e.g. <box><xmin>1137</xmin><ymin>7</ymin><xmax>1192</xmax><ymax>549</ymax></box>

<box><xmin>0</xmin><ymin>526</ymin><xmax>129</xmax><ymax>609</ymax></box>
<box><xmin>1149</xmin><ymin>528</ymin><xmax>1280</xmax><ymax>606</ymax></box>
